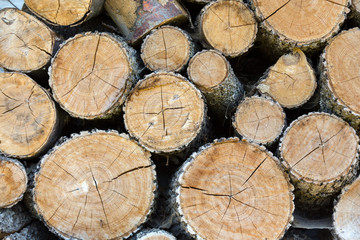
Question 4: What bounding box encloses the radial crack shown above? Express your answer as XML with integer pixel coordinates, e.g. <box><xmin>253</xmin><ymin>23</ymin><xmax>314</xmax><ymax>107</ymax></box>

<box><xmin>111</xmin><ymin>164</ymin><xmax>153</xmax><ymax>181</ymax></box>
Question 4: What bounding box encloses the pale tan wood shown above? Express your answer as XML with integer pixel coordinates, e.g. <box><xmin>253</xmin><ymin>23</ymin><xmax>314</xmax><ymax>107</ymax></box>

<box><xmin>0</xmin><ymin>72</ymin><xmax>59</xmax><ymax>159</ymax></box>
<box><xmin>333</xmin><ymin>176</ymin><xmax>360</xmax><ymax>240</ymax></box>
<box><xmin>24</xmin><ymin>0</ymin><xmax>104</xmax><ymax>26</ymax></box>
<box><xmin>141</xmin><ymin>26</ymin><xmax>194</xmax><ymax>72</ymax></box>
<box><xmin>104</xmin><ymin>0</ymin><xmax>189</xmax><ymax>44</ymax></box>
<box><xmin>124</xmin><ymin>72</ymin><xmax>207</xmax><ymax>155</ymax></box>
<box><xmin>233</xmin><ymin>96</ymin><xmax>285</xmax><ymax>146</ymax></box>
<box><xmin>320</xmin><ymin>28</ymin><xmax>360</xmax><ymax>133</ymax></box>
<box><xmin>280</xmin><ymin>112</ymin><xmax>359</xmax><ymax>209</ymax></box>
<box><xmin>0</xmin><ymin>8</ymin><xmax>55</xmax><ymax>72</ymax></box>
<box><xmin>50</xmin><ymin>32</ymin><xmax>139</xmax><ymax>120</ymax></box>
<box><xmin>250</xmin><ymin>0</ymin><xmax>349</xmax><ymax>51</ymax></box>
<box><xmin>173</xmin><ymin>138</ymin><xmax>294</xmax><ymax>239</ymax></box>
<box><xmin>0</xmin><ymin>158</ymin><xmax>27</xmax><ymax>209</ymax></box>
<box><xmin>34</xmin><ymin>130</ymin><xmax>156</xmax><ymax>240</ymax></box>
<box><xmin>199</xmin><ymin>0</ymin><xmax>257</xmax><ymax>57</ymax></box>
<box><xmin>257</xmin><ymin>49</ymin><xmax>317</xmax><ymax>108</ymax></box>
<box><xmin>137</xmin><ymin>229</ymin><xmax>176</xmax><ymax>240</ymax></box>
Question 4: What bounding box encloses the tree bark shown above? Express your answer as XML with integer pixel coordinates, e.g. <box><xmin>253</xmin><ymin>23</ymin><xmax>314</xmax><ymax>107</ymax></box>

<box><xmin>104</xmin><ymin>0</ymin><xmax>189</xmax><ymax>45</ymax></box>
<box><xmin>187</xmin><ymin>49</ymin><xmax>243</xmax><ymax>119</ymax></box>
<box><xmin>333</xmin><ymin>176</ymin><xmax>360</xmax><ymax>240</ymax></box>
<box><xmin>0</xmin><ymin>203</ymin><xmax>33</xmax><ymax>239</ymax></box>
<box><xmin>3</xmin><ymin>220</ymin><xmax>57</xmax><ymax>240</ymax></box>
<box><xmin>141</xmin><ymin>25</ymin><xmax>195</xmax><ymax>72</ymax></box>
<box><xmin>257</xmin><ymin>48</ymin><xmax>317</xmax><ymax>109</ymax></box>
<box><xmin>0</xmin><ymin>8</ymin><xmax>55</xmax><ymax>73</ymax></box>
<box><xmin>279</xmin><ymin>112</ymin><xmax>359</xmax><ymax>211</ymax></box>
<box><xmin>24</xmin><ymin>0</ymin><xmax>104</xmax><ymax>26</ymax></box>
<box><xmin>249</xmin><ymin>0</ymin><xmax>350</xmax><ymax>55</ymax></box>
<box><xmin>34</xmin><ymin>130</ymin><xmax>156</xmax><ymax>240</ymax></box>
<box><xmin>49</xmin><ymin>32</ymin><xmax>140</xmax><ymax>120</ymax></box>
<box><xmin>197</xmin><ymin>0</ymin><xmax>257</xmax><ymax>57</ymax></box>
<box><xmin>172</xmin><ymin>138</ymin><xmax>294</xmax><ymax>240</ymax></box>
<box><xmin>319</xmin><ymin>28</ymin><xmax>360</xmax><ymax>133</ymax></box>
<box><xmin>0</xmin><ymin>157</ymin><xmax>27</xmax><ymax>209</ymax></box>
<box><xmin>233</xmin><ymin>96</ymin><xmax>286</xmax><ymax>147</ymax></box>
<box><xmin>0</xmin><ymin>72</ymin><xmax>61</xmax><ymax>159</ymax></box>
<box><xmin>135</xmin><ymin>229</ymin><xmax>176</xmax><ymax>240</ymax></box>
<box><xmin>124</xmin><ymin>72</ymin><xmax>209</xmax><ymax>158</ymax></box>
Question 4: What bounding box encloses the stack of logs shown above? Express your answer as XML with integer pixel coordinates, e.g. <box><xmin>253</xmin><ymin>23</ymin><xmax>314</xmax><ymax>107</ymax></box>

<box><xmin>1</xmin><ymin>0</ymin><xmax>360</xmax><ymax>239</ymax></box>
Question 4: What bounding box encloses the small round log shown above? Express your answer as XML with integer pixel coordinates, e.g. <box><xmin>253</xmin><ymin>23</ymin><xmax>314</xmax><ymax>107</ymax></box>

<box><xmin>257</xmin><ymin>48</ymin><xmax>317</xmax><ymax>109</ymax></box>
<box><xmin>50</xmin><ymin>32</ymin><xmax>139</xmax><ymax>120</ymax></box>
<box><xmin>333</xmin><ymin>176</ymin><xmax>360</xmax><ymax>240</ymax></box>
<box><xmin>0</xmin><ymin>72</ymin><xmax>60</xmax><ymax>159</ymax></box>
<box><xmin>187</xmin><ymin>49</ymin><xmax>243</xmax><ymax>119</ymax></box>
<box><xmin>0</xmin><ymin>157</ymin><xmax>27</xmax><ymax>209</ymax></box>
<box><xmin>279</xmin><ymin>112</ymin><xmax>359</xmax><ymax>211</ymax></box>
<box><xmin>24</xmin><ymin>0</ymin><xmax>104</xmax><ymax>26</ymax></box>
<box><xmin>34</xmin><ymin>130</ymin><xmax>156</xmax><ymax>240</ymax></box>
<box><xmin>198</xmin><ymin>0</ymin><xmax>257</xmax><ymax>57</ymax></box>
<box><xmin>124</xmin><ymin>72</ymin><xmax>208</xmax><ymax>156</ymax></box>
<box><xmin>173</xmin><ymin>138</ymin><xmax>294</xmax><ymax>239</ymax></box>
<box><xmin>249</xmin><ymin>0</ymin><xmax>350</xmax><ymax>53</ymax></box>
<box><xmin>104</xmin><ymin>0</ymin><xmax>189</xmax><ymax>45</ymax></box>
<box><xmin>233</xmin><ymin>96</ymin><xmax>285</xmax><ymax>147</ymax></box>
<box><xmin>0</xmin><ymin>8</ymin><xmax>55</xmax><ymax>73</ymax></box>
<box><xmin>141</xmin><ymin>26</ymin><xmax>195</xmax><ymax>72</ymax></box>
<box><xmin>136</xmin><ymin>229</ymin><xmax>176</xmax><ymax>240</ymax></box>
<box><xmin>319</xmin><ymin>28</ymin><xmax>360</xmax><ymax>133</ymax></box>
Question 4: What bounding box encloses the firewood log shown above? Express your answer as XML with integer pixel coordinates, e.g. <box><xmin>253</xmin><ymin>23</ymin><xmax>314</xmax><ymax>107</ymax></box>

<box><xmin>136</xmin><ymin>229</ymin><xmax>176</xmax><ymax>240</ymax></box>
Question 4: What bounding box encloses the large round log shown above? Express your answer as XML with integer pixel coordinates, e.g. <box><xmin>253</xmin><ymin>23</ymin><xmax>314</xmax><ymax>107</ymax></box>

<box><xmin>50</xmin><ymin>32</ymin><xmax>139</xmax><ymax>120</ymax></box>
<box><xmin>173</xmin><ymin>138</ymin><xmax>294</xmax><ymax>239</ymax></box>
<box><xmin>34</xmin><ymin>130</ymin><xmax>156</xmax><ymax>240</ymax></box>
<box><xmin>24</xmin><ymin>0</ymin><xmax>104</xmax><ymax>26</ymax></box>
<box><xmin>0</xmin><ymin>72</ymin><xmax>60</xmax><ymax>159</ymax></box>
<box><xmin>279</xmin><ymin>112</ymin><xmax>359</xmax><ymax>211</ymax></box>
<box><xmin>0</xmin><ymin>8</ymin><xmax>55</xmax><ymax>73</ymax></box>
<box><xmin>319</xmin><ymin>28</ymin><xmax>360</xmax><ymax>133</ymax></box>
<box><xmin>124</xmin><ymin>72</ymin><xmax>209</xmax><ymax>157</ymax></box>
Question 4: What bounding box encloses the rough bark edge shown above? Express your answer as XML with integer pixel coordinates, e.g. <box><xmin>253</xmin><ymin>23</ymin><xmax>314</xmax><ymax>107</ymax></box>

<box><xmin>171</xmin><ymin>137</ymin><xmax>294</xmax><ymax>240</ymax></box>
<box><xmin>197</xmin><ymin>0</ymin><xmax>258</xmax><ymax>58</ymax></box>
<box><xmin>257</xmin><ymin>49</ymin><xmax>317</xmax><ymax>109</ymax></box>
<box><xmin>0</xmin><ymin>72</ymin><xmax>61</xmax><ymax>159</ymax></box>
<box><xmin>49</xmin><ymin>31</ymin><xmax>141</xmax><ymax>120</ymax></box>
<box><xmin>332</xmin><ymin>176</ymin><xmax>360</xmax><ymax>240</ymax></box>
<box><xmin>0</xmin><ymin>202</ymin><xmax>33</xmax><ymax>238</ymax></box>
<box><xmin>25</xmin><ymin>0</ymin><xmax>104</xmax><ymax>27</ymax></box>
<box><xmin>278</xmin><ymin>112</ymin><xmax>360</xmax><ymax>209</ymax></box>
<box><xmin>319</xmin><ymin>28</ymin><xmax>360</xmax><ymax>133</ymax></box>
<box><xmin>0</xmin><ymin>156</ymin><xmax>28</xmax><ymax>209</ymax></box>
<box><xmin>188</xmin><ymin>49</ymin><xmax>244</xmax><ymax>119</ymax></box>
<box><xmin>135</xmin><ymin>228</ymin><xmax>176</xmax><ymax>240</ymax></box>
<box><xmin>0</xmin><ymin>8</ymin><xmax>56</xmax><ymax>73</ymax></box>
<box><xmin>348</xmin><ymin>0</ymin><xmax>360</xmax><ymax>25</ymax></box>
<box><xmin>248</xmin><ymin>0</ymin><xmax>351</xmax><ymax>55</ymax></box>
<box><xmin>140</xmin><ymin>25</ymin><xmax>195</xmax><ymax>72</ymax></box>
<box><xmin>32</xmin><ymin>129</ymin><xmax>157</xmax><ymax>240</ymax></box>
<box><xmin>123</xmin><ymin>71</ymin><xmax>210</xmax><ymax>157</ymax></box>
<box><xmin>232</xmin><ymin>95</ymin><xmax>286</xmax><ymax>148</ymax></box>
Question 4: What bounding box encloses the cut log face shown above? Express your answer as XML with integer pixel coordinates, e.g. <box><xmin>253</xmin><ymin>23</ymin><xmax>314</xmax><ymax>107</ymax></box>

<box><xmin>320</xmin><ymin>28</ymin><xmax>360</xmax><ymax>131</ymax></box>
<box><xmin>0</xmin><ymin>158</ymin><xmax>27</xmax><ymax>209</ymax></box>
<box><xmin>50</xmin><ymin>32</ymin><xmax>137</xmax><ymax>119</ymax></box>
<box><xmin>0</xmin><ymin>8</ymin><xmax>55</xmax><ymax>72</ymax></box>
<box><xmin>257</xmin><ymin>49</ymin><xmax>317</xmax><ymax>109</ymax></box>
<box><xmin>34</xmin><ymin>131</ymin><xmax>156</xmax><ymax>240</ymax></box>
<box><xmin>199</xmin><ymin>0</ymin><xmax>257</xmax><ymax>57</ymax></box>
<box><xmin>141</xmin><ymin>26</ymin><xmax>193</xmax><ymax>72</ymax></box>
<box><xmin>233</xmin><ymin>96</ymin><xmax>285</xmax><ymax>145</ymax></box>
<box><xmin>333</xmin><ymin>177</ymin><xmax>360</xmax><ymax>240</ymax></box>
<box><xmin>280</xmin><ymin>113</ymin><xmax>359</xmax><ymax>208</ymax></box>
<box><xmin>252</xmin><ymin>0</ymin><xmax>349</xmax><ymax>46</ymax></box>
<box><xmin>124</xmin><ymin>72</ymin><xmax>206</xmax><ymax>154</ymax></box>
<box><xmin>24</xmin><ymin>0</ymin><xmax>104</xmax><ymax>26</ymax></box>
<box><xmin>174</xmin><ymin>139</ymin><xmax>294</xmax><ymax>239</ymax></box>
<box><xmin>0</xmin><ymin>73</ymin><xmax>58</xmax><ymax>158</ymax></box>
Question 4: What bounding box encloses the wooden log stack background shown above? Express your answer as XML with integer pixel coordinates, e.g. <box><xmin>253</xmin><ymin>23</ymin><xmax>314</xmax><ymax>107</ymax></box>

<box><xmin>1</xmin><ymin>0</ymin><xmax>360</xmax><ymax>239</ymax></box>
